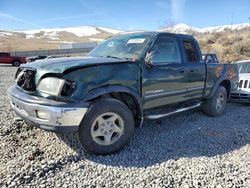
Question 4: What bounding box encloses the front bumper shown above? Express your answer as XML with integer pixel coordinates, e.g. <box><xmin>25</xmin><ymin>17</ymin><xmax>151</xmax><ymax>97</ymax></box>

<box><xmin>230</xmin><ymin>89</ymin><xmax>250</xmax><ymax>103</ymax></box>
<box><xmin>7</xmin><ymin>86</ymin><xmax>88</xmax><ymax>133</ymax></box>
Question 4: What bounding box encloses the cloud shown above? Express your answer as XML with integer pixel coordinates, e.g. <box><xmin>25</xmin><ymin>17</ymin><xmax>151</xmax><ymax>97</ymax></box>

<box><xmin>42</xmin><ymin>12</ymin><xmax>102</xmax><ymax>22</ymax></box>
<box><xmin>156</xmin><ymin>0</ymin><xmax>187</xmax><ymax>22</ymax></box>
<box><xmin>170</xmin><ymin>0</ymin><xmax>187</xmax><ymax>22</ymax></box>
<box><xmin>0</xmin><ymin>12</ymin><xmax>42</xmax><ymax>28</ymax></box>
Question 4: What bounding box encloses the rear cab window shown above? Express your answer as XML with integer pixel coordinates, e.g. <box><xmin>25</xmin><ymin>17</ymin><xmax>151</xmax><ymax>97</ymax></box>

<box><xmin>183</xmin><ymin>40</ymin><xmax>199</xmax><ymax>63</ymax></box>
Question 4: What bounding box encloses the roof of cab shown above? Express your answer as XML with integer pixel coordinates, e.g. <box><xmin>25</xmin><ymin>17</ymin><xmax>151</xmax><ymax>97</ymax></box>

<box><xmin>121</xmin><ymin>31</ymin><xmax>194</xmax><ymax>38</ymax></box>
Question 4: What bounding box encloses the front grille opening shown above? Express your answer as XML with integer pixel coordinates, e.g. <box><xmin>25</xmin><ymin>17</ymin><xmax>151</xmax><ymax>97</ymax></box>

<box><xmin>239</xmin><ymin>80</ymin><xmax>243</xmax><ymax>88</ymax></box>
<box><xmin>15</xmin><ymin>68</ymin><xmax>23</xmax><ymax>79</ymax></box>
<box><xmin>60</xmin><ymin>81</ymin><xmax>76</xmax><ymax>97</ymax></box>
<box><xmin>230</xmin><ymin>93</ymin><xmax>250</xmax><ymax>100</ymax></box>
<box><xmin>16</xmin><ymin>69</ymin><xmax>36</xmax><ymax>92</ymax></box>
<box><xmin>238</xmin><ymin>80</ymin><xmax>250</xmax><ymax>89</ymax></box>
<box><xmin>244</xmin><ymin>80</ymin><xmax>248</xmax><ymax>88</ymax></box>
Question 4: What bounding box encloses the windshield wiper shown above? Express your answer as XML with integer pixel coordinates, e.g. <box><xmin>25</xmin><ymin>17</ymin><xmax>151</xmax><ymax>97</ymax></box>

<box><xmin>94</xmin><ymin>55</ymin><xmax>131</xmax><ymax>61</ymax></box>
<box><xmin>106</xmin><ymin>55</ymin><xmax>123</xmax><ymax>59</ymax></box>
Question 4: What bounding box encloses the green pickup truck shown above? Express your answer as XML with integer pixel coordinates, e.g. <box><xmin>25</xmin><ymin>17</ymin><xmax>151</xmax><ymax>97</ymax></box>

<box><xmin>8</xmin><ymin>32</ymin><xmax>238</xmax><ymax>154</ymax></box>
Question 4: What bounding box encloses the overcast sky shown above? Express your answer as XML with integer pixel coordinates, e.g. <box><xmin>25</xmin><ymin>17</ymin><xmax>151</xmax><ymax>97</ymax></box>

<box><xmin>0</xmin><ymin>0</ymin><xmax>249</xmax><ymax>30</ymax></box>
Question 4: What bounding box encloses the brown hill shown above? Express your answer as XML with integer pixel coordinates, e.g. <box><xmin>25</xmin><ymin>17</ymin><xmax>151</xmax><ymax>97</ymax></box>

<box><xmin>0</xmin><ymin>25</ymin><xmax>249</xmax><ymax>62</ymax></box>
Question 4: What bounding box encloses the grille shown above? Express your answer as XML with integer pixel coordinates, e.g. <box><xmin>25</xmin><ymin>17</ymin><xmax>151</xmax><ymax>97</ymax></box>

<box><xmin>230</xmin><ymin>93</ymin><xmax>250</xmax><ymax>100</ymax></box>
<box><xmin>238</xmin><ymin>79</ymin><xmax>250</xmax><ymax>89</ymax></box>
<box><xmin>16</xmin><ymin>68</ymin><xmax>37</xmax><ymax>91</ymax></box>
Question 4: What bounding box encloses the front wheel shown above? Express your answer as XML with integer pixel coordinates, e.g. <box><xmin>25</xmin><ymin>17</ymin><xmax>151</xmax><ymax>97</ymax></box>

<box><xmin>12</xmin><ymin>60</ymin><xmax>20</xmax><ymax>66</ymax></box>
<box><xmin>202</xmin><ymin>86</ymin><xmax>227</xmax><ymax>116</ymax></box>
<box><xmin>78</xmin><ymin>98</ymin><xmax>135</xmax><ymax>155</ymax></box>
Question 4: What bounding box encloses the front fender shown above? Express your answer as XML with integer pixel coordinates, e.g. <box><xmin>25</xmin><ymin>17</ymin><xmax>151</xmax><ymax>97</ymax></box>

<box><xmin>83</xmin><ymin>85</ymin><xmax>143</xmax><ymax>117</ymax></box>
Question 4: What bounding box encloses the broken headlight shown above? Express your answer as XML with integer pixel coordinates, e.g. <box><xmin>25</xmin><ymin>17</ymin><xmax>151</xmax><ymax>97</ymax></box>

<box><xmin>37</xmin><ymin>77</ymin><xmax>75</xmax><ymax>96</ymax></box>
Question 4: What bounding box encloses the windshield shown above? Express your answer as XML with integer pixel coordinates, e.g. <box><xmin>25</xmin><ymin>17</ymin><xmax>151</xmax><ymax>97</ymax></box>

<box><xmin>238</xmin><ymin>62</ymin><xmax>250</xmax><ymax>73</ymax></box>
<box><xmin>89</xmin><ymin>33</ymin><xmax>152</xmax><ymax>60</ymax></box>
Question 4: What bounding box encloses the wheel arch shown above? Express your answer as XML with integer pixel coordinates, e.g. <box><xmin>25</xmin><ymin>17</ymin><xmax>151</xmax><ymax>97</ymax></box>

<box><xmin>207</xmin><ymin>79</ymin><xmax>231</xmax><ymax>100</ymax></box>
<box><xmin>219</xmin><ymin>80</ymin><xmax>231</xmax><ymax>99</ymax></box>
<box><xmin>84</xmin><ymin>85</ymin><xmax>143</xmax><ymax>126</ymax></box>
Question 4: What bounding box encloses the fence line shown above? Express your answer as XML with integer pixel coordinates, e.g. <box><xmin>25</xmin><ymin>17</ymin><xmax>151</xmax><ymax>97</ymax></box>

<box><xmin>10</xmin><ymin>48</ymin><xmax>93</xmax><ymax>57</ymax></box>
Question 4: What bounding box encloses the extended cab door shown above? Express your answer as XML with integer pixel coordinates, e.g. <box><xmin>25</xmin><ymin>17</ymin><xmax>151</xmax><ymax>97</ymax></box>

<box><xmin>181</xmin><ymin>38</ymin><xmax>206</xmax><ymax>99</ymax></box>
<box><xmin>142</xmin><ymin>34</ymin><xmax>190</xmax><ymax>110</ymax></box>
<box><xmin>142</xmin><ymin>34</ymin><xmax>206</xmax><ymax>110</ymax></box>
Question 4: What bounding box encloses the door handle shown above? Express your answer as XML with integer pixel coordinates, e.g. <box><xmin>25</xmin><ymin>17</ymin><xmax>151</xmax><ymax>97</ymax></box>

<box><xmin>190</xmin><ymin>70</ymin><xmax>195</xmax><ymax>73</ymax></box>
<box><xmin>179</xmin><ymin>70</ymin><xmax>185</xmax><ymax>73</ymax></box>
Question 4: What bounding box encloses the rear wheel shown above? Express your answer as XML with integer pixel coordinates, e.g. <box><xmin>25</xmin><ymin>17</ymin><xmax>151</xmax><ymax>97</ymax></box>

<box><xmin>78</xmin><ymin>98</ymin><xmax>135</xmax><ymax>155</ymax></box>
<box><xmin>12</xmin><ymin>60</ymin><xmax>20</xmax><ymax>66</ymax></box>
<box><xmin>202</xmin><ymin>86</ymin><xmax>227</xmax><ymax>116</ymax></box>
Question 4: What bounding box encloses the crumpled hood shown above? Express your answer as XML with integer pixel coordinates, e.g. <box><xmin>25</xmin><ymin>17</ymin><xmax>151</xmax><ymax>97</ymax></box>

<box><xmin>21</xmin><ymin>56</ymin><xmax>128</xmax><ymax>74</ymax></box>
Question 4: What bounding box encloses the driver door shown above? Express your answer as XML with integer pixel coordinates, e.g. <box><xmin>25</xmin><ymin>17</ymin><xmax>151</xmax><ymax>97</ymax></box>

<box><xmin>142</xmin><ymin>34</ymin><xmax>189</xmax><ymax>110</ymax></box>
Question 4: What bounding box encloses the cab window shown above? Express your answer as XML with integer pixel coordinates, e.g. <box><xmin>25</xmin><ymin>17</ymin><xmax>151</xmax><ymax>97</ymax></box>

<box><xmin>150</xmin><ymin>36</ymin><xmax>182</xmax><ymax>64</ymax></box>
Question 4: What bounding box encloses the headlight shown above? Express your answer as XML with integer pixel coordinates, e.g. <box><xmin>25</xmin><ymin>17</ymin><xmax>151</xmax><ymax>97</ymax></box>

<box><xmin>37</xmin><ymin>77</ymin><xmax>66</xmax><ymax>96</ymax></box>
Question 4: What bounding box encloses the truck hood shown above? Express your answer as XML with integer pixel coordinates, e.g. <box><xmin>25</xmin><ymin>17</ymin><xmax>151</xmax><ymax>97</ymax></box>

<box><xmin>22</xmin><ymin>56</ymin><xmax>128</xmax><ymax>74</ymax></box>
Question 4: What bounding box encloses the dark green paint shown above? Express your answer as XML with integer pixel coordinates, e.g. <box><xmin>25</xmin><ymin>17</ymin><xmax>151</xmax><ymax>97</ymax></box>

<box><xmin>63</xmin><ymin>62</ymin><xmax>141</xmax><ymax>101</ymax></box>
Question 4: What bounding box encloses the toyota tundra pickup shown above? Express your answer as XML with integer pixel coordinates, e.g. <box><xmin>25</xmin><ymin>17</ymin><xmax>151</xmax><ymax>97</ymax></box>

<box><xmin>7</xmin><ymin>32</ymin><xmax>238</xmax><ymax>154</ymax></box>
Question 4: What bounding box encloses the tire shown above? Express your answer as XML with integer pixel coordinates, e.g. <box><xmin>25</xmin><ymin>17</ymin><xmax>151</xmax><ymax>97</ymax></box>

<box><xmin>78</xmin><ymin>98</ymin><xmax>135</xmax><ymax>155</ymax></box>
<box><xmin>12</xmin><ymin>60</ymin><xmax>20</xmax><ymax>66</ymax></box>
<box><xmin>202</xmin><ymin>86</ymin><xmax>227</xmax><ymax>116</ymax></box>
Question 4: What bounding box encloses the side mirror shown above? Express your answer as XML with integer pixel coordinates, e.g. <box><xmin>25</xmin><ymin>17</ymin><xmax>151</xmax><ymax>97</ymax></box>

<box><xmin>205</xmin><ymin>59</ymin><xmax>212</xmax><ymax>64</ymax></box>
<box><xmin>145</xmin><ymin>51</ymin><xmax>158</xmax><ymax>67</ymax></box>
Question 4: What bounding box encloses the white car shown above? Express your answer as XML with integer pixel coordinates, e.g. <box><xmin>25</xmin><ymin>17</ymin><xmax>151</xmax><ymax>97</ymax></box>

<box><xmin>230</xmin><ymin>60</ymin><xmax>250</xmax><ymax>102</ymax></box>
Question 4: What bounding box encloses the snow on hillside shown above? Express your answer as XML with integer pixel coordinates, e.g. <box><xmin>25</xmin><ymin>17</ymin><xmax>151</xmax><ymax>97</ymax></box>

<box><xmin>98</xmin><ymin>27</ymin><xmax>122</xmax><ymax>34</ymax></box>
<box><xmin>89</xmin><ymin>38</ymin><xmax>104</xmax><ymax>42</ymax></box>
<box><xmin>17</xmin><ymin>26</ymin><xmax>100</xmax><ymax>39</ymax></box>
<box><xmin>0</xmin><ymin>23</ymin><xmax>249</xmax><ymax>40</ymax></box>
<box><xmin>0</xmin><ymin>31</ymin><xmax>14</xmax><ymax>37</ymax></box>
<box><xmin>162</xmin><ymin>23</ymin><xmax>195</xmax><ymax>33</ymax></box>
<box><xmin>163</xmin><ymin>23</ymin><xmax>250</xmax><ymax>33</ymax></box>
<box><xmin>199</xmin><ymin>23</ymin><xmax>250</xmax><ymax>32</ymax></box>
<box><xmin>15</xmin><ymin>26</ymin><xmax>122</xmax><ymax>39</ymax></box>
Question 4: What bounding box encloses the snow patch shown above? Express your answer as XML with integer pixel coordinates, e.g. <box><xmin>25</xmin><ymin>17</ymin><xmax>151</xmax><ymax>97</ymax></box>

<box><xmin>163</xmin><ymin>23</ymin><xmax>195</xmax><ymax>33</ymax></box>
<box><xmin>98</xmin><ymin>27</ymin><xmax>122</xmax><ymax>34</ymax></box>
<box><xmin>89</xmin><ymin>38</ymin><xmax>104</xmax><ymax>42</ymax></box>
<box><xmin>18</xmin><ymin>26</ymin><xmax>101</xmax><ymax>39</ymax></box>
<box><xmin>0</xmin><ymin>31</ymin><xmax>14</xmax><ymax>37</ymax></box>
<box><xmin>199</xmin><ymin>23</ymin><xmax>250</xmax><ymax>33</ymax></box>
<box><xmin>48</xmin><ymin>40</ymin><xmax>74</xmax><ymax>44</ymax></box>
<box><xmin>163</xmin><ymin>23</ymin><xmax>250</xmax><ymax>34</ymax></box>
<box><xmin>44</xmin><ymin>31</ymin><xmax>59</xmax><ymax>40</ymax></box>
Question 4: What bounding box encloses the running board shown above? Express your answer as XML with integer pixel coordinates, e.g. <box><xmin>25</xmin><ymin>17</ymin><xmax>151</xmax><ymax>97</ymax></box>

<box><xmin>145</xmin><ymin>103</ymin><xmax>202</xmax><ymax>120</ymax></box>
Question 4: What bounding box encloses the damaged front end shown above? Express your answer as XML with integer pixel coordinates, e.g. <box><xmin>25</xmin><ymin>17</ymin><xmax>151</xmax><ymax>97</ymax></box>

<box><xmin>7</xmin><ymin>63</ymin><xmax>90</xmax><ymax>133</ymax></box>
<box><xmin>15</xmin><ymin>68</ymin><xmax>37</xmax><ymax>92</ymax></box>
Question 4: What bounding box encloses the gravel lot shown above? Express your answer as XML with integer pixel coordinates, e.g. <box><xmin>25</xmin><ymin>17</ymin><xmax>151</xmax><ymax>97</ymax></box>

<box><xmin>0</xmin><ymin>65</ymin><xmax>250</xmax><ymax>188</ymax></box>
